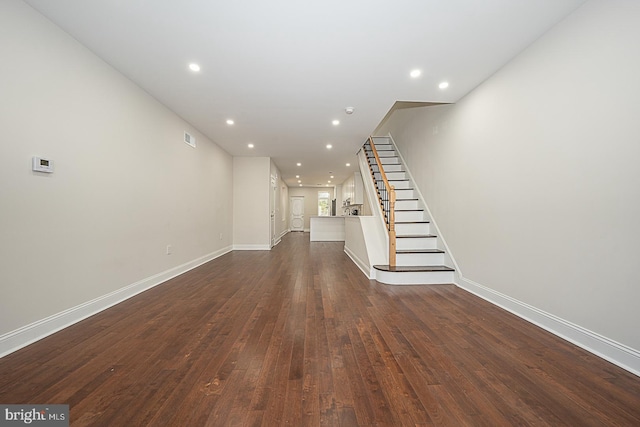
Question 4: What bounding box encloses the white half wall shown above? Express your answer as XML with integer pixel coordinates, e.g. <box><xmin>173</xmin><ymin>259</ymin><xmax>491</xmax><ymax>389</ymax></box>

<box><xmin>0</xmin><ymin>0</ymin><xmax>233</xmax><ymax>347</ymax></box>
<box><xmin>376</xmin><ymin>0</ymin><xmax>640</xmax><ymax>373</ymax></box>
<box><xmin>344</xmin><ymin>217</ymin><xmax>371</xmax><ymax>277</ymax></box>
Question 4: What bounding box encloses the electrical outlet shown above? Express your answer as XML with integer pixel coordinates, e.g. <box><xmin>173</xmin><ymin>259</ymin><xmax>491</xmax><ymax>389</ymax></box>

<box><xmin>166</xmin><ymin>245</ymin><xmax>172</xmax><ymax>255</ymax></box>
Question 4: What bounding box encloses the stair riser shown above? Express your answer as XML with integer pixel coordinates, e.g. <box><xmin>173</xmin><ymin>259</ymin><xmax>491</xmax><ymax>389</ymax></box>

<box><xmin>388</xmin><ymin>180</ymin><xmax>411</xmax><ymax>189</ymax></box>
<box><xmin>380</xmin><ymin>164</ymin><xmax>404</xmax><ymax>172</ymax></box>
<box><xmin>396</xmin><ymin>252</ymin><xmax>445</xmax><ymax>266</ymax></box>
<box><xmin>369</xmin><ymin>163</ymin><xmax>403</xmax><ymax>173</ymax></box>
<box><xmin>395</xmin><ymin>210</ymin><xmax>425</xmax><ymax>222</ymax></box>
<box><xmin>376</xmin><ymin>171</ymin><xmax>406</xmax><ymax>181</ymax></box>
<box><xmin>375</xmin><ymin>270</ymin><xmax>455</xmax><ymax>285</ymax></box>
<box><xmin>394</xmin><ymin>189</ymin><xmax>415</xmax><ymax>199</ymax></box>
<box><xmin>395</xmin><ymin>200</ymin><xmax>419</xmax><ymax>210</ymax></box>
<box><xmin>395</xmin><ymin>223</ymin><xmax>430</xmax><ymax>235</ymax></box>
<box><xmin>374</xmin><ymin>143</ymin><xmax>393</xmax><ymax>149</ymax></box>
<box><xmin>396</xmin><ymin>238</ymin><xmax>437</xmax><ymax>250</ymax></box>
<box><xmin>380</xmin><ymin>157</ymin><xmax>399</xmax><ymax>164</ymax></box>
<box><xmin>377</xmin><ymin>151</ymin><xmax>397</xmax><ymax>158</ymax></box>
<box><xmin>374</xmin><ymin>150</ymin><xmax>395</xmax><ymax>157</ymax></box>
<box><xmin>372</xmin><ymin>137</ymin><xmax>391</xmax><ymax>144</ymax></box>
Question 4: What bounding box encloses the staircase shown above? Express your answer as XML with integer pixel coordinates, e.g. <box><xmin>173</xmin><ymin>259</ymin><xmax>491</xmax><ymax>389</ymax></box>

<box><xmin>363</xmin><ymin>136</ymin><xmax>455</xmax><ymax>285</ymax></box>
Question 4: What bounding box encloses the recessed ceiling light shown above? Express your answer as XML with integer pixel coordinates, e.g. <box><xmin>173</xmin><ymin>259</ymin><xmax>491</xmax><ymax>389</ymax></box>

<box><xmin>332</xmin><ymin>120</ymin><xmax>340</xmax><ymax>126</ymax></box>
<box><xmin>299</xmin><ymin>184</ymin><xmax>302</xmax><ymax>187</ymax></box>
<box><xmin>346</xmin><ymin>163</ymin><xmax>351</xmax><ymax>167</ymax></box>
<box><xmin>189</xmin><ymin>63</ymin><xmax>200</xmax><ymax>72</ymax></box>
<box><xmin>298</xmin><ymin>180</ymin><xmax>301</xmax><ymax>183</ymax></box>
<box><xmin>410</xmin><ymin>69</ymin><xmax>421</xmax><ymax>78</ymax></box>
<box><xmin>439</xmin><ymin>81</ymin><xmax>449</xmax><ymax>89</ymax></box>
<box><xmin>326</xmin><ymin>144</ymin><xmax>332</xmax><ymax>149</ymax></box>
<box><xmin>296</xmin><ymin>162</ymin><xmax>302</xmax><ymax>166</ymax></box>
<box><xmin>247</xmin><ymin>143</ymin><xmax>254</xmax><ymax>148</ymax></box>
<box><xmin>226</xmin><ymin>119</ymin><xmax>234</xmax><ymax>125</ymax></box>
<box><xmin>330</xmin><ymin>175</ymin><xmax>334</xmax><ymax>179</ymax></box>
<box><xmin>345</xmin><ymin>107</ymin><xmax>355</xmax><ymax>115</ymax></box>
<box><xmin>328</xmin><ymin>180</ymin><xmax>331</xmax><ymax>183</ymax></box>
<box><xmin>295</xmin><ymin>175</ymin><xmax>300</xmax><ymax>178</ymax></box>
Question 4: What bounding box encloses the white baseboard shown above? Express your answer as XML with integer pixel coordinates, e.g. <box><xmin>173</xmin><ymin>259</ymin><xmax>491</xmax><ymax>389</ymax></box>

<box><xmin>0</xmin><ymin>246</ymin><xmax>232</xmax><ymax>358</ymax></box>
<box><xmin>232</xmin><ymin>244</ymin><xmax>271</xmax><ymax>250</ymax></box>
<box><xmin>272</xmin><ymin>229</ymin><xmax>290</xmax><ymax>247</ymax></box>
<box><xmin>457</xmin><ymin>276</ymin><xmax>640</xmax><ymax>377</ymax></box>
<box><xmin>344</xmin><ymin>246</ymin><xmax>373</xmax><ymax>279</ymax></box>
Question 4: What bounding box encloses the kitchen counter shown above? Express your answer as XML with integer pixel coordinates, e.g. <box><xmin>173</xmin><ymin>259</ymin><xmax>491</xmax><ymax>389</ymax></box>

<box><xmin>310</xmin><ymin>216</ymin><xmax>345</xmax><ymax>241</ymax></box>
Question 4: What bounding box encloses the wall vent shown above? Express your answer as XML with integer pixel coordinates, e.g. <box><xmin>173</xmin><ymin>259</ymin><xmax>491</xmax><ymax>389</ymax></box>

<box><xmin>184</xmin><ymin>131</ymin><xmax>196</xmax><ymax>148</ymax></box>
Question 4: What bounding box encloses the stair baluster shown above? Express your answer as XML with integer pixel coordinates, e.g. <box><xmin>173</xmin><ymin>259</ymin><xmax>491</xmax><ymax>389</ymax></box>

<box><xmin>365</xmin><ymin>137</ymin><xmax>397</xmax><ymax>267</ymax></box>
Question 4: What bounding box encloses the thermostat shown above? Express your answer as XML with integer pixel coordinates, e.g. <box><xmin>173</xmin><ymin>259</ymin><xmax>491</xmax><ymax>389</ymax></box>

<box><xmin>32</xmin><ymin>156</ymin><xmax>54</xmax><ymax>173</ymax></box>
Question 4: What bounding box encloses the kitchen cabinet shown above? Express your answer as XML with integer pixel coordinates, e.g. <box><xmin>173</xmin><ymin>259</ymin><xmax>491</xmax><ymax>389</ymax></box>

<box><xmin>342</xmin><ymin>172</ymin><xmax>364</xmax><ymax>213</ymax></box>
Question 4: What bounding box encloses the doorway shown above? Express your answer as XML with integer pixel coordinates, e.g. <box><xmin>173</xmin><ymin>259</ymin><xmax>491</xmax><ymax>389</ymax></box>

<box><xmin>290</xmin><ymin>196</ymin><xmax>304</xmax><ymax>232</ymax></box>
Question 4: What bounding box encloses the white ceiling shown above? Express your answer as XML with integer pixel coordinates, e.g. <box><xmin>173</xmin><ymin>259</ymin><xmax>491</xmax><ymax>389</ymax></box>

<box><xmin>24</xmin><ymin>0</ymin><xmax>585</xmax><ymax>188</ymax></box>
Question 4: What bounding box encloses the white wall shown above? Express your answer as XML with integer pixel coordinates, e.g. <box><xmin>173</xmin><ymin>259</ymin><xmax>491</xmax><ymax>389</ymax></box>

<box><xmin>377</xmin><ymin>0</ymin><xmax>640</xmax><ymax>359</ymax></box>
<box><xmin>0</xmin><ymin>1</ymin><xmax>233</xmax><ymax>340</ymax></box>
<box><xmin>233</xmin><ymin>157</ymin><xmax>271</xmax><ymax>249</ymax></box>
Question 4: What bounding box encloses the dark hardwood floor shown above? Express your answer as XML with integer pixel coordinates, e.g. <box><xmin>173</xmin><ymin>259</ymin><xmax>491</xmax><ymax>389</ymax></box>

<box><xmin>1</xmin><ymin>232</ymin><xmax>639</xmax><ymax>426</ymax></box>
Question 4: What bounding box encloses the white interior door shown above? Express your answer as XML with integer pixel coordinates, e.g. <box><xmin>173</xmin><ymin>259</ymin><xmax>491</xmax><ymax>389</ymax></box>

<box><xmin>290</xmin><ymin>196</ymin><xmax>304</xmax><ymax>232</ymax></box>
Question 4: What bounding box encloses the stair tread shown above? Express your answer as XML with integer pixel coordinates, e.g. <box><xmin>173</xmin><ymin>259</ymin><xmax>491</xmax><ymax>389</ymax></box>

<box><xmin>396</xmin><ymin>234</ymin><xmax>437</xmax><ymax>238</ymax></box>
<box><xmin>396</xmin><ymin>249</ymin><xmax>444</xmax><ymax>254</ymax></box>
<box><xmin>396</xmin><ymin>221</ymin><xmax>430</xmax><ymax>224</ymax></box>
<box><xmin>394</xmin><ymin>209</ymin><xmax>424</xmax><ymax>212</ymax></box>
<box><xmin>373</xmin><ymin>265</ymin><xmax>455</xmax><ymax>272</ymax></box>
